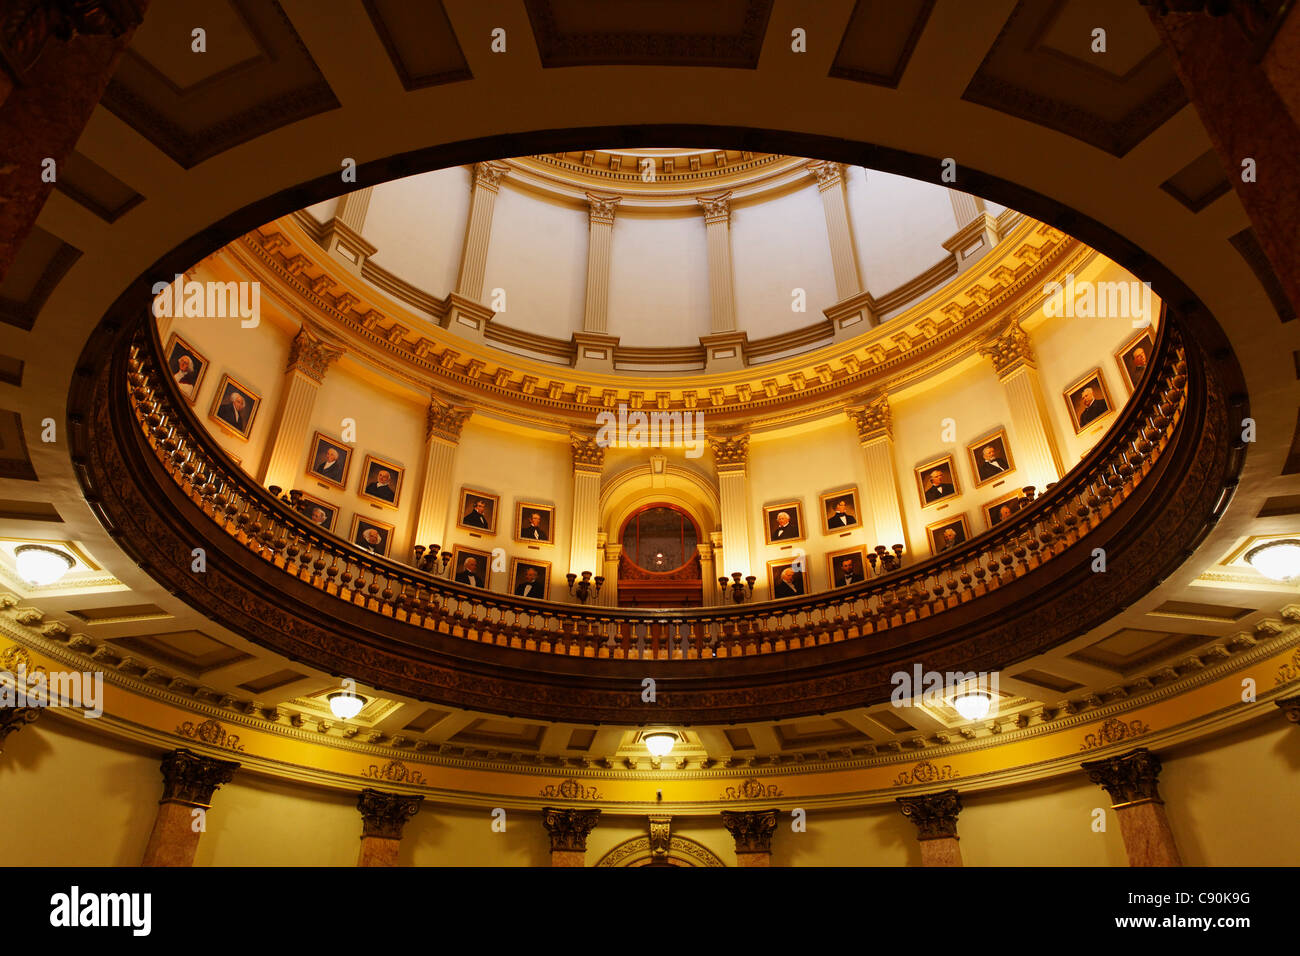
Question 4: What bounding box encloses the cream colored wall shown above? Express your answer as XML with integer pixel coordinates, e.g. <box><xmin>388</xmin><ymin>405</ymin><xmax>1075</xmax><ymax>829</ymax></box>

<box><xmin>845</xmin><ymin>167</ymin><xmax>956</xmax><ymax>296</ymax></box>
<box><xmin>364</xmin><ymin>167</ymin><xmax>471</xmax><ymax>298</ymax></box>
<box><xmin>960</xmin><ymin>775</ymin><xmax>1129</xmax><ymax>866</ymax></box>
<box><xmin>482</xmin><ymin>183</ymin><xmax>588</xmax><ymax>338</ymax></box>
<box><xmin>732</xmin><ymin>184</ymin><xmax>839</xmax><ymax>338</ymax></box>
<box><xmin>404</xmin><ymin>802</ymin><xmax>551</xmax><ymax>866</ymax></box>
<box><xmin>777</xmin><ymin>805</ymin><xmax>919</xmax><ymax>865</ymax></box>
<box><xmin>608</xmin><ymin>210</ymin><xmax>710</xmax><ymax>347</ymax></box>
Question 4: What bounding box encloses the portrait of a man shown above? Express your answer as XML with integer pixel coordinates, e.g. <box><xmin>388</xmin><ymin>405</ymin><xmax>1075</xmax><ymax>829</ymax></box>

<box><xmin>926</xmin><ymin>515</ymin><xmax>970</xmax><ymax>556</ymax></box>
<box><xmin>1117</xmin><ymin>330</ymin><xmax>1155</xmax><ymax>393</ymax></box>
<box><xmin>359</xmin><ymin>455</ymin><xmax>404</xmax><ymax>508</ymax></box>
<box><xmin>209</xmin><ymin>374</ymin><xmax>260</xmax><ymax>439</ymax></box>
<box><xmin>762</xmin><ymin>501</ymin><xmax>806</xmax><ymax>545</ymax></box>
<box><xmin>307</xmin><ymin>432</ymin><xmax>351</xmax><ymax>488</ymax></box>
<box><xmin>452</xmin><ymin>546</ymin><xmax>493</xmax><ymax>588</ymax></box>
<box><xmin>165</xmin><ymin>334</ymin><xmax>207</xmax><ymax>403</ymax></box>
<box><xmin>510</xmin><ymin>558</ymin><xmax>550</xmax><ymax>599</ymax></box>
<box><xmin>768</xmin><ymin>560</ymin><xmax>806</xmax><ymax>599</ymax></box>
<box><xmin>298</xmin><ymin>493</ymin><xmax>337</xmax><ymax>532</ymax></box>
<box><xmin>819</xmin><ymin>488</ymin><xmax>860</xmax><ymax>533</ymax></box>
<box><xmin>514</xmin><ymin>502</ymin><xmax>555</xmax><ymax>544</ymax></box>
<box><xmin>828</xmin><ymin>547</ymin><xmax>868</xmax><ymax>588</ymax></box>
<box><xmin>457</xmin><ymin>489</ymin><xmax>499</xmax><ymax>535</ymax></box>
<box><xmin>350</xmin><ymin>516</ymin><xmax>392</xmax><ymax>557</ymax></box>
<box><xmin>915</xmin><ymin>457</ymin><xmax>959</xmax><ymax>507</ymax></box>
<box><xmin>967</xmin><ymin>430</ymin><xmax>1015</xmax><ymax>487</ymax></box>
<box><xmin>984</xmin><ymin>495</ymin><xmax>1023</xmax><ymax>529</ymax></box>
<box><xmin>1066</xmin><ymin>370</ymin><xmax>1114</xmax><ymax>433</ymax></box>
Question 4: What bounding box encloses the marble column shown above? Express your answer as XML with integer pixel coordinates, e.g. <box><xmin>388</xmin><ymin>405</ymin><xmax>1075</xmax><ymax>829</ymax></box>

<box><xmin>259</xmin><ymin>325</ymin><xmax>345</xmax><ymax>491</ymax></box>
<box><xmin>542</xmin><ymin>808</ymin><xmax>600</xmax><ymax>867</ymax></box>
<box><xmin>0</xmin><ymin>706</ymin><xmax>40</xmax><ymax>755</ymax></box>
<box><xmin>897</xmin><ymin>789</ymin><xmax>964</xmax><ymax>866</ymax></box>
<box><xmin>455</xmin><ymin>161</ymin><xmax>509</xmax><ymax>302</ymax></box>
<box><xmin>141</xmin><ymin>748</ymin><xmax>239</xmax><ymax>867</ymax></box>
<box><xmin>807</xmin><ymin>162</ymin><xmax>863</xmax><ymax>301</ymax></box>
<box><xmin>845</xmin><ymin>396</ymin><xmax>906</xmax><ymax>550</ymax></box>
<box><xmin>356</xmin><ymin>788</ymin><xmax>424</xmax><ymax>867</ymax></box>
<box><xmin>1082</xmin><ymin>747</ymin><xmax>1183</xmax><ymax>867</ymax></box>
<box><xmin>979</xmin><ymin>321</ymin><xmax>1064</xmax><ymax>489</ymax></box>
<box><xmin>708</xmin><ymin>434</ymin><xmax>752</xmax><ymax>580</ymax></box>
<box><xmin>568</xmin><ymin>434</ymin><xmax>606</xmax><ymax>587</ymax></box>
<box><xmin>721</xmin><ymin>809</ymin><xmax>777</xmax><ymax>867</ymax></box>
<box><xmin>582</xmin><ymin>193</ymin><xmax>620</xmax><ymax>333</ymax></box>
<box><xmin>411</xmin><ymin>395</ymin><xmax>472</xmax><ymax>554</ymax></box>
<box><xmin>697</xmin><ymin>193</ymin><xmax>738</xmax><ymax>334</ymax></box>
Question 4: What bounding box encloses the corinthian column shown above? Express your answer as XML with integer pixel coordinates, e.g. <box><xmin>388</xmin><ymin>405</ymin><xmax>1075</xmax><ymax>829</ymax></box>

<box><xmin>807</xmin><ymin>162</ymin><xmax>863</xmax><ymax>300</ymax></box>
<box><xmin>568</xmin><ymin>434</ymin><xmax>606</xmax><ymax>587</ymax></box>
<box><xmin>897</xmin><ymin>789</ymin><xmax>964</xmax><ymax>867</ymax></box>
<box><xmin>979</xmin><ymin>322</ymin><xmax>1064</xmax><ymax>490</ymax></box>
<box><xmin>141</xmin><ymin>749</ymin><xmax>239</xmax><ymax>867</ymax></box>
<box><xmin>259</xmin><ymin>325</ymin><xmax>344</xmax><ymax>491</ymax></box>
<box><xmin>411</xmin><ymin>395</ymin><xmax>472</xmax><ymax>553</ymax></box>
<box><xmin>542</xmin><ymin>808</ymin><xmax>600</xmax><ymax>867</ymax></box>
<box><xmin>708</xmin><ymin>434</ymin><xmax>752</xmax><ymax>579</ymax></box>
<box><xmin>455</xmin><ymin>161</ymin><xmax>509</xmax><ymax>301</ymax></box>
<box><xmin>845</xmin><ymin>396</ymin><xmax>906</xmax><ymax>550</ymax></box>
<box><xmin>582</xmin><ymin>193</ymin><xmax>620</xmax><ymax>333</ymax></box>
<box><xmin>1082</xmin><ymin>748</ymin><xmax>1183</xmax><ymax>867</ymax></box>
<box><xmin>697</xmin><ymin>192</ymin><xmax>737</xmax><ymax>334</ymax></box>
<box><xmin>356</xmin><ymin>788</ymin><xmax>424</xmax><ymax>867</ymax></box>
<box><xmin>721</xmin><ymin>809</ymin><xmax>777</xmax><ymax>866</ymax></box>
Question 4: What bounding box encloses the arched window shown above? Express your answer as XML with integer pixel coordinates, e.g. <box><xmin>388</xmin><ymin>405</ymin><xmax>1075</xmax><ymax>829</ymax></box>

<box><xmin>620</xmin><ymin>504</ymin><xmax>700</xmax><ymax>573</ymax></box>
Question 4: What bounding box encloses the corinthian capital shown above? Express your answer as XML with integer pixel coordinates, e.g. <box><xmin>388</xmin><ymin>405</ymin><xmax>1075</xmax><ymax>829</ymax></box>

<box><xmin>157</xmin><ymin>748</ymin><xmax>239</xmax><ymax>807</ymax></box>
<box><xmin>1081</xmin><ymin>747</ymin><xmax>1166</xmax><ymax>807</ymax></box>
<box><xmin>721</xmin><ymin>810</ymin><xmax>777</xmax><ymax>854</ymax></box>
<box><xmin>542</xmin><ymin>808</ymin><xmax>600</xmax><ymax>852</ymax></box>
<box><xmin>707</xmin><ymin>433</ymin><xmax>749</xmax><ymax>471</ymax></box>
<box><xmin>806</xmin><ymin>160</ymin><xmax>845</xmax><ymax>191</ymax></box>
<box><xmin>426</xmin><ymin>395</ymin><xmax>472</xmax><ymax>443</ymax></box>
<box><xmin>570</xmin><ymin>432</ymin><xmax>606</xmax><ymax>472</ymax></box>
<box><xmin>896</xmin><ymin>789</ymin><xmax>962</xmax><ymax>841</ymax></box>
<box><xmin>846</xmin><ymin>393</ymin><xmax>891</xmax><ymax>443</ymax></box>
<box><xmin>287</xmin><ymin>325</ymin><xmax>345</xmax><ymax>384</ymax></box>
<box><xmin>357</xmin><ymin>789</ymin><xmax>424</xmax><ymax>840</ymax></box>
<box><xmin>979</xmin><ymin>321</ymin><xmax>1035</xmax><ymax>378</ymax></box>
<box><xmin>473</xmin><ymin>161</ymin><xmax>510</xmax><ymax>192</ymax></box>
<box><xmin>586</xmin><ymin>192</ymin><xmax>621</xmax><ymax>226</ymax></box>
<box><xmin>696</xmin><ymin>191</ymin><xmax>732</xmax><ymax>225</ymax></box>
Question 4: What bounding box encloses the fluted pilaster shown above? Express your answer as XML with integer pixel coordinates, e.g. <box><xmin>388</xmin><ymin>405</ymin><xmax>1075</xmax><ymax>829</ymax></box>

<box><xmin>260</xmin><ymin>325</ymin><xmax>344</xmax><ymax>490</ymax></box>
<box><xmin>698</xmin><ymin>192</ymin><xmax>737</xmax><ymax>333</ymax></box>
<box><xmin>455</xmin><ymin>161</ymin><xmax>509</xmax><ymax>301</ymax></box>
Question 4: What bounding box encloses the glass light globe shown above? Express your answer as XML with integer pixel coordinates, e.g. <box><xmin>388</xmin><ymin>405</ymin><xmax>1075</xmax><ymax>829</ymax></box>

<box><xmin>644</xmin><ymin>731</ymin><xmax>677</xmax><ymax>757</ymax></box>
<box><xmin>14</xmin><ymin>545</ymin><xmax>75</xmax><ymax>586</ymax></box>
<box><xmin>328</xmin><ymin>691</ymin><xmax>365</xmax><ymax>720</ymax></box>
<box><xmin>1245</xmin><ymin>540</ymin><xmax>1300</xmax><ymax>582</ymax></box>
<box><xmin>952</xmin><ymin>692</ymin><xmax>992</xmax><ymax>721</ymax></box>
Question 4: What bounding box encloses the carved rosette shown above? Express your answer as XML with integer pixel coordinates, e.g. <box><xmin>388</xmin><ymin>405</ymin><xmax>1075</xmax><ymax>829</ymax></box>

<box><xmin>1277</xmin><ymin>694</ymin><xmax>1300</xmax><ymax>725</ymax></box>
<box><xmin>473</xmin><ymin>161</ymin><xmax>509</xmax><ymax>193</ymax></box>
<box><xmin>157</xmin><ymin>748</ymin><xmax>239</xmax><ymax>808</ymax></box>
<box><xmin>648</xmin><ymin>814</ymin><xmax>672</xmax><ymax>861</ymax></box>
<box><xmin>1081</xmin><ymin>747</ymin><xmax>1166</xmax><ymax>807</ymax></box>
<box><xmin>846</xmin><ymin>394</ymin><xmax>892</xmax><ymax>443</ymax></box>
<box><xmin>979</xmin><ymin>321</ymin><xmax>1035</xmax><ymax>378</ymax></box>
<box><xmin>586</xmin><ymin>192</ymin><xmax>621</xmax><ymax>226</ymax></box>
<box><xmin>426</xmin><ymin>396</ymin><xmax>471</xmax><ymax>443</ymax></box>
<box><xmin>707</xmin><ymin>433</ymin><xmax>749</xmax><ymax>472</ymax></box>
<box><xmin>806</xmin><ymin>160</ymin><xmax>845</xmax><ymax>192</ymax></box>
<box><xmin>542</xmin><ymin>807</ymin><xmax>601</xmax><ymax>853</ymax></box>
<box><xmin>357</xmin><ymin>788</ymin><xmax>424</xmax><ymax>840</ymax></box>
<box><xmin>0</xmin><ymin>706</ymin><xmax>40</xmax><ymax>752</ymax></box>
<box><xmin>570</xmin><ymin>433</ymin><xmax>606</xmax><ymax>473</ymax></box>
<box><xmin>286</xmin><ymin>325</ymin><xmax>345</xmax><ymax>384</ymax></box>
<box><xmin>696</xmin><ymin>191</ymin><xmax>732</xmax><ymax>225</ymax></box>
<box><xmin>721</xmin><ymin>809</ymin><xmax>777</xmax><ymax>854</ymax></box>
<box><xmin>896</xmin><ymin>789</ymin><xmax>962</xmax><ymax>841</ymax></box>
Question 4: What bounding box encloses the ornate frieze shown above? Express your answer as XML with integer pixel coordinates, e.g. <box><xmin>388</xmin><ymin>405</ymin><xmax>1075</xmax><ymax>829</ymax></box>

<box><xmin>363</xmin><ymin>759</ymin><xmax>425</xmax><ymax>785</ymax></box>
<box><xmin>696</xmin><ymin>191</ymin><xmax>732</xmax><ymax>225</ymax></box>
<box><xmin>538</xmin><ymin>778</ymin><xmax>602</xmax><ymax>800</ymax></box>
<box><xmin>897</xmin><ymin>789</ymin><xmax>962</xmax><ymax>840</ymax></box>
<box><xmin>720</xmin><ymin>777</ymin><xmax>783</xmax><ymax>801</ymax></box>
<box><xmin>892</xmin><ymin>760</ymin><xmax>956</xmax><ymax>787</ymax></box>
<box><xmin>846</xmin><ymin>393</ymin><xmax>891</xmax><ymax>443</ymax></box>
<box><xmin>570</xmin><ymin>432</ymin><xmax>606</xmax><ymax>472</ymax></box>
<box><xmin>286</xmin><ymin>325</ymin><xmax>345</xmax><ymax>384</ymax></box>
<box><xmin>1080</xmin><ymin>717</ymin><xmax>1151</xmax><ymax>751</ymax></box>
<box><xmin>357</xmin><ymin>788</ymin><xmax>424</xmax><ymax>840</ymax></box>
<box><xmin>426</xmin><ymin>395</ymin><xmax>472</xmax><ymax>443</ymax></box>
<box><xmin>1081</xmin><ymin>747</ymin><xmax>1166</xmax><ymax>806</ymax></box>
<box><xmin>707</xmin><ymin>433</ymin><xmax>749</xmax><ymax>471</ymax></box>
<box><xmin>542</xmin><ymin>807</ymin><xmax>601</xmax><ymax>852</ymax></box>
<box><xmin>586</xmin><ymin>192</ymin><xmax>621</xmax><ymax>226</ymax></box>
<box><xmin>720</xmin><ymin>809</ymin><xmax>777</xmax><ymax>854</ymax></box>
<box><xmin>157</xmin><ymin>748</ymin><xmax>239</xmax><ymax>807</ymax></box>
<box><xmin>979</xmin><ymin>320</ymin><xmax>1036</xmax><ymax>378</ymax></box>
<box><xmin>175</xmin><ymin>718</ymin><xmax>245</xmax><ymax>753</ymax></box>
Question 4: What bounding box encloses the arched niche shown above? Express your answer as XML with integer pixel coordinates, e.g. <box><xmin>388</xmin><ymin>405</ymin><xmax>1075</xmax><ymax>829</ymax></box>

<box><xmin>595</xmin><ymin>835</ymin><xmax>726</xmax><ymax>867</ymax></box>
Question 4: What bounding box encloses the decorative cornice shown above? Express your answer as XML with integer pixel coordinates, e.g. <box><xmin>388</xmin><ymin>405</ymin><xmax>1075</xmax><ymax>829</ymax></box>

<box><xmin>426</xmin><ymin>395</ymin><xmax>472</xmax><ymax>443</ymax></box>
<box><xmin>696</xmin><ymin>191</ymin><xmax>732</xmax><ymax>225</ymax></box>
<box><xmin>896</xmin><ymin>788</ymin><xmax>962</xmax><ymax>840</ymax></box>
<box><xmin>806</xmin><ymin>160</ymin><xmax>845</xmax><ymax>192</ymax></box>
<box><xmin>286</xmin><ymin>325</ymin><xmax>345</xmax><ymax>384</ymax></box>
<box><xmin>157</xmin><ymin>748</ymin><xmax>239</xmax><ymax>807</ymax></box>
<box><xmin>357</xmin><ymin>788</ymin><xmax>424</xmax><ymax>840</ymax></box>
<box><xmin>707</xmin><ymin>433</ymin><xmax>749</xmax><ymax>471</ymax></box>
<box><xmin>979</xmin><ymin>320</ymin><xmax>1035</xmax><ymax>378</ymax></box>
<box><xmin>542</xmin><ymin>807</ymin><xmax>600</xmax><ymax>852</ymax></box>
<box><xmin>570</xmin><ymin>432</ymin><xmax>606</xmax><ymax>472</ymax></box>
<box><xmin>846</xmin><ymin>393</ymin><xmax>891</xmax><ymax>443</ymax></box>
<box><xmin>720</xmin><ymin>809</ymin><xmax>777</xmax><ymax>853</ymax></box>
<box><xmin>472</xmin><ymin>161</ymin><xmax>509</xmax><ymax>192</ymax></box>
<box><xmin>585</xmin><ymin>192</ymin><xmax>621</xmax><ymax>226</ymax></box>
<box><xmin>1081</xmin><ymin>747</ymin><xmax>1165</xmax><ymax>807</ymax></box>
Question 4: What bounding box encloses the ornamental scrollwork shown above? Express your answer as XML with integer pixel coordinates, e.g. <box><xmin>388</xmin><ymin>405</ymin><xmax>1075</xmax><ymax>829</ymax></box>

<box><xmin>363</xmin><ymin>759</ymin><xmax>426</xmax><ymax>786</ymax></box>
<box><xmin>1080</xmin><ymin>717</ymin><xmax>1150</xmax><ymax>752</ymax></box>
<box><xmin>720</xmin><ymin>777</ymin><xmax>783</xmax><ymax>801</ymax></box>
<box><xmin>538</xmin><ymin>778</ymin><xmax>602</xmax><ymax>800</ymax></box>
<box><xmin>892</xmin><ymin>760</ymin><xmax>957</xmax><ymax>787</ymax></box>
<box><xmin>1275</xmin><ymin>647</ymin><xmax>1300</xmax><ymax>684</ymax></box>
<box><xmin>176</xmin><ymin>718</ymin><xmax>246</xmax><ymax>753</ymax></box>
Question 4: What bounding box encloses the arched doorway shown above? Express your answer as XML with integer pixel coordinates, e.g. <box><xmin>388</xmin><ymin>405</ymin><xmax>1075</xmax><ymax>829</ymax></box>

<box><xmin>616</xmin><ymin>503</ymin><xmax>704</xmax><ymax>607</ymax></box>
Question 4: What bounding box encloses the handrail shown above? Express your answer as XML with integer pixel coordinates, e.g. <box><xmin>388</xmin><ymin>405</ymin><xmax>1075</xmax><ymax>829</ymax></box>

<box><xmin>125</xmin><ymin>311</ymin><xmax>1187</xmax><ymax>662</ymax></box>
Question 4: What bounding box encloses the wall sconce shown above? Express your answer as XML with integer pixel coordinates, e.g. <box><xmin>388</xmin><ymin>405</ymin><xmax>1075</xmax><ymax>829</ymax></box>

<box><xmin>717</xmin><ymin>571</ymin><xmax>756</xmax><ymax>603</ymax></box>
<box><xmin>866</xmin><ymin>544</ymin><xmax>905</xmax><ymax>574</ymax></box>
<box><xmin>566</xmin><ymin>570</ymin><xmax>604</xmax><ymax>602</ymax></box>
<box><xmin>413</xmin><ymin>545</ymin><xmax>453</xmax><ymax>577</ymax></box>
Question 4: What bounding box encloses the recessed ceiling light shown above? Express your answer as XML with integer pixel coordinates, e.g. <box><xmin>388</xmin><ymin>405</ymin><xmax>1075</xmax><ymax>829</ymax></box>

<box><xmin>952</xmin><ymin>692</ymin><xmax>992</xmax><ymax>721</ymax></box>
<box><xmin>643</xmin><ymin>731</ymin><xmax>678</xmax><ymax>757</ymax></box>
<box><xmin>328</xmin><ymin>691</ymin><xmax>366</xmax><ymax>720</ymax></box>
<box><xmin>1244</xmin><ymin>539</ymin><xmax>1300</xmax><ymax>582</ymax></box>
<box><xmin>13</xmin><ymin>544</ymin><xmax>75</xmax><ymax>586</ymax></box>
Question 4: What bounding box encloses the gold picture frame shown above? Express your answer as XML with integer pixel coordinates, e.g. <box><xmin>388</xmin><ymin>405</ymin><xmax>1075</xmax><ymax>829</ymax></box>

<box><xmin>915</xmin><ymin>454</ymin><xmax>960</xmax><ymax>508</ymax></box>
<box><xmin>818</xmin><ymin>487</ymin><xmax>861</xmax><ymax>534</ymax></box>
<box><xmin>966</xmin><ymin>427</ymin><xmax>1015</xmax><ymax>489</ymax></box>
<box><xmin>1064</xmin><ymin>367</ymin><xmax>1115</xmax><ymax>434</ymax></box>
<box><xmin>826</xmin><ymin>545</ymin><xmax>868</xmax><ymax>588</ymax></box>
<box><xmin>762</xmin><ymin>500</ymin><xmax>806</xmax><ymax>545</ymax></box>
<box><xmin>208</xmin><ymin>373</ymin><xmax>261</xmax><ymax>440</ymax></box>
<box><xmin>926</xmin><ymin>513</ymin><xmax>971</xmax><ymax>557</ymax></box>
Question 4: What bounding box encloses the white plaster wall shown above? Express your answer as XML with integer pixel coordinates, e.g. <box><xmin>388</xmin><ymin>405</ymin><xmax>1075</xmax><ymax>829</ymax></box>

<box><xmin>845</xmin><ymin>167</ymin><xmax>956</xmax><ymax>296</ymax></box>
<box><xmin>364</xmin><ymin>166</ymin><xmax>472</xmax><ymax>297</ymax></box>
<box><xmin>607</xmin><ymin>210</ymin><xmax>710</xmax><ymax>347</ymax></box>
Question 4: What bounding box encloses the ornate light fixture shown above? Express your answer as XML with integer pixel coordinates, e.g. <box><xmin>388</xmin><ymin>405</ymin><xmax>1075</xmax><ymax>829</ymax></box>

<box><xmin>1245</xmin><ymin>539</ymin><xmax>1300</xmax><ymax>582</ymax></box>
<box><xmin>952</xmin><ymin>691</ymin><xmax>992</xmax><ymax>721</ymax></box>
<box><xmin>866</xmin><ymin>544</ymin><xmax>906</xmax><ymax>574</ymax></box>
<box><xmin>327</xmin><ymin>691</ymin><xmax>366</xmax><ymax>720</ymax></box>
<box><xmin>643</xmin><ymin>730</ymin><xmax>678</xmax><ymax>757</ymax></box>
<box><xmin>566</xmin><ymin>571</ymin><xmax>604</xmax><ymax>603</ymax></box>
<box><xmin>13</xmin><ymin>545</ymin><xmax>75</xmax><ymax>586</ymax></box>
<box><xmin>717</xmin><ymin>571</ymin><xmax>756</xmax><ymax>603</ymax></box>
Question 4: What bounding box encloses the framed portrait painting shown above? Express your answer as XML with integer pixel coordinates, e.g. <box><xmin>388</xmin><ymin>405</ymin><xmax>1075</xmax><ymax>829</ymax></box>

<box><xmin>1064</xmin><ymin>368</ymin><xmax>1115</xmax><ymax>434</ymax></box>
<box><xmin>926</xmin><ymin>514</ymin><xmax>971</xmax><ymax>557</ymax></box>
<box><xmin>915</xmin><ymin>454</ymin><xmax>960</xmax><ymax>508</ymax></box>
<box><xmin>819</xmin><ymin>487</ymin><xmax>861</xmax><ymax>534</ymax></box>
<box><xmin>982</xmin><ymin>491</ymin><xmax>1025</xmax><ymax>531</ymax></box>
<box><xmin>827</xmin><ymin>545</ymin><xmax>868</xmax><ymax>588</ymax></box>
<box><xmin>164</xmin><ymin>333</ymin><xmax>208</xmax><ymax>403</ymax></box>
<box><xmin>457</xmin><ymin>488</ymin><xmax>500</xmax><ymax>535</ymax></box>
<box><xmin>766</xmin><ymin>557</ymin><xmax>809</xmax><ymax>600</ymax></box>
<box><xmin>306</xmin><ymin>431</ymin><xmax>352</xmax><ymax>489</ymax></box>
<box><xmin>514</xmin><ymin>501</ymin><xmax>555</xmax><ymax>545</ymax></box>
<box><xmin>509</xmin><ymin>557</ymin><xmax>550</xmax><ymax>600</ymax></box>
<box><xmin>966</xmin><ymin>428</ymin><xmax>1015</xmax><ymax>488</ymax></box>
<box><xmin>358</xmin><ymin>454</ymin><xmax>405</xmax><ymax>508</ymax></box>
<box><xmin>350</xmin><ymin>514</ymin><xmax>394</xmax><ymax>558</ymax></box>
<box><xmin>208</xmin><ymin>374</ymin><xmax>261</xmax><ymax>440</ymax></box>
<box><xmin>297</xmin><ymin>492</ymin><xmax>339</xmax><ymax>533</ymax></box>
<box><xmin>1116</xmin><ymin>329</ymin><xmax>1155</xmax><ymax>394</ymax></box>
<box><xmin>451</xmin><ymin>545</ymin><xmax>493</xmax><ymax>588</ymax></box>
<box><xmin>762</xmin><ymin>500</ymin><xmax>805</xmax><ymax>545</ymax></box>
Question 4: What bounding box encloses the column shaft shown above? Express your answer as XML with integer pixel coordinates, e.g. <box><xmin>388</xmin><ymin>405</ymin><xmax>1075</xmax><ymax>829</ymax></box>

<box><xmin>141</xmin><ymin>749</ymin><xmax>238</xmax><ymax>868</ymax></box>
<box><xmin>260</xmin><ymin>369</ymin><xmax>320</xmax><ymax>489</ymax></box>
<box><xmin>412</xmin><ymin>397</ymin><xmax>471</xmax><ymax>552</ymax></box>
<box><xmin>859</xmin><ymin>437</ymin><xmax>905</xmax><ymax>548</ymax></box>
<box><xmin>455</xmin><ymin>162</ymin><xmax>508</xmax><ymax>301</ymax></box>
<box><xmin>583</xmin><ymin>194</ymin><xmax>619</xmax><ymax>333</ymax></box>
<box><xmin>569</xmin><ymin>471</ymin><xmax>602</xmax><ymax>578</ymax></box>
<box><xmin>337</xmin><ymin>186</ymin><xmax>374</xmax><ymax>233</ymax></box>
<box><xmin>1083</xmin><ymin>748</ymin><xmax>1183</xmax><ymax>868</ymax></box>
<box><xmin>698</xmin><ymin>194</ymin><xmax>737</xmax><ymax>333</ymax></box>
<box><xmin>717</xmin><ymin>472</ymin><xmax>752</xmax><ymax>578</ymax></box>
<box><xmin>808</xmin><ymin>163</ymin><xmax>863</xmax><ymax>299</ymax></box>
<box><xmin>948</xmin><ymin>189</ymin><xmax>984</xmax><ymax>228</ymax></box>
<box><xmin>1001</xmin><ymin>365</ymin><xmax>1065</xmax><ymax>487</ymax></box>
